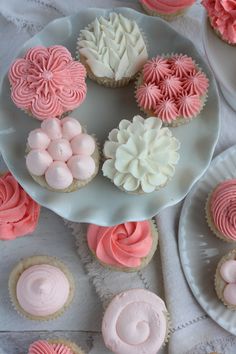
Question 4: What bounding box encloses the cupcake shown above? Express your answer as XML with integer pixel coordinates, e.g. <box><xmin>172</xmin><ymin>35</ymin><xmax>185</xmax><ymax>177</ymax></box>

<box><xmin>0</xmin><ymin>172</ymin><xmax>40</xmax><ymax>241</ymax></box>
<box><xmin>26</xmin><ymin>117</ymin><xmax>100</xmax><ymax>192</ymax></box>
<box><xmin>215</xmin><ymin>249</ymin><xmax>236</xmax><ymax>309</ymax></box>
<box><xmin>9</xmin><ymin>256</ymin><xmax>75</xmax><ymax>320</ymax></box>
<box><xmin>205</xmin><ymin>179</ymin><xmax>236</xmax><ymax>243</ymax></box>
<box><xmin>77</xmin><ymin>12</ymin><xmax>148</xmax><ymax>87</ymax></box>
<box><xmin>102</xmin><ymin>115</ymin><xmax>180</xmax><ymax>194</ymax></box>
<box><xmin>140</xmin><ymin>0</ymin><xmax>195</xmax><ymax>20</ymax></box>
<box><xmin>87</xmin><ymin>220</ymin><xmax>158</xmax><ymax>272</ymax></box>
<box><xmin>202</xmin><ymin>0</ymin><xmax>236</xmax><ymax>45</ymax></box>
<box><xmin>135</xmin><ymin>54</ymin><xmax>209</xmax><ymax>127</ymax></box>
<box><xmin>8</xmin><ymin>45</ymin><xmax>87</xmax><ymax>120</ymax></box>
<box><xmin>28</xmin><ymin>339</ymin><xmax>85</xmax><ymax>354</ymax></box>
<box><xmin>102</xmin><ymin>289</ymin><xmax>170</xmax><ymax>354</ymax></box>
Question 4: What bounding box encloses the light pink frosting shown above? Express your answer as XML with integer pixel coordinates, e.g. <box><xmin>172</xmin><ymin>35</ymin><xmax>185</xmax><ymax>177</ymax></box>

<box><xmin>136</xmin><ymin>83</ymin><xmax>162</xmax><ymax>110</ymax></box>
<box><xmin>176</xmin><ymin>94</ymin><xmax>202</xmax><ymax>118</ymax></box>
<box><xmin>8</xmin><ymin>45</ymin><xmax>87</xmax><ymax>120</ymax></box>
<box><xmin>182</xmin><ymin>70</ymin><xmax>209</xmax><ymax>96</ymax></box>
<box><xmin>140</xmin><ymin>0</ymin><xmax>195</xmax><ymax>14</ymax></box>
<box><xmin>220</xmin><ymin>259</ymin><xmax>236</xmax><ymax>306</ymax></box>
<box><xmin>26</xmin><ymin>117</ymin><xmax>96</xmax><ymax>190</ymax></box>
<box><xmin>28</xmin><ymin>340</ymin><xmax>73</xmax><ymax>354</ymax></box>
<box><xmin>202</xmin><ymin>0</ymin><xmax>236</xmax><ymax>44</ymax></box>
<box><xmin>210</xmin><ymin>179</ymin><xmax>236</xmax><ymax>241</ymax></box>
<box><xmin>87</xmin><ymin>221</ymin><xmax>153</xmax><ymax>268</ymax></box>
<box><xmin>102</xmin><ymin>289</ymin><xmax>168</xmax><ymax>354</ymax></box>
<box><xmin>16</xmin><ymin>264</ymin><xmax>70</xmax><ymax>317</ymax></box>
<box><xmin>143</xmin><ymin>57</ymin><xmax>171</xmax><ymax>84</ymax></box>
<box><xmin>154</xmin><ymin>98</ymin><xmax>179</xmax><ymax>123</ymax></box>
<box><xmin>169</xmin><ymin>54</ymin><xmax>196</xmax><ymax>77</ymax></box>
<box><xmin>159</xmin><ymin>76</ymin><xmax>183</xmax><ymax>97</ymax></box>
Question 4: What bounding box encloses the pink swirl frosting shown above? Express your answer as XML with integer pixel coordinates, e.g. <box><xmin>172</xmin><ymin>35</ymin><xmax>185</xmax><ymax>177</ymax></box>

<box><xmin>182</xmin><ymin>70</ymin><xmax>209</xmax><ymax>96</ymax></box>
<box><xmin>159</xmin><ymin>75</ymin><xmax>183</xmax><ymax>97</ymax></box>
<box><xmin>136</xmin><ymin>83</ymin><xmax>162</xmax><ymax>110</ymax></box>
<box><xmin>202</xmin><ymin>0</ymin><xmax>236</xmax><ymax>44</ymax></box>
<box><xmin>220</xmin><ymin>260</ymin><xmax>236</xmax><ymax>306</ymax></box>
<box><xmin>169</xmin><ymin>54</ymin><xmax>196</xmax><ymax>77</ymax></box>
<box><xmin>26</xmin><ymin>117</ymin><xmax>96</xmax><ymax>190</ymax></box>
<box><xmin>29</xmin><ymin>340</ymin><xmax>73</xmax><ymax>354</ymax></box>
<box><xmin>176</xmin><ymin>94</ymin><xmax>202</xmax><ymax>118</ymax></box>
<box><xmin>140</xmin><ymin>0</ymin><xmax>195</xmax><ymax>14</ymax></box>
<box><xmin>87</xmin><ymin>221</ymin><xmax>153</xmax><ymax>268</ymax></box>
<box><xmin>154</xmin><ymin>98</ymin><xmax>179</xmax><ymax>123</ymax></box>
<box><xmin>143</xmin><ymin>57</ymin><xmax>171</xmax><ymax>84</ymax></box>
<box><xmin>210</xmin><ymin>179</ymin><xmax>236</xmax><ymax>241</ymax></box>
<box><xmin>8</xmin><ymin>45</ymin><xmax>87</xmax><ymax>120</ymax></box>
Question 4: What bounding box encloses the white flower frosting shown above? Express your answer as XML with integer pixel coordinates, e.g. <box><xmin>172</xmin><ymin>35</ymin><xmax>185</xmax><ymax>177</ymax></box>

<box><xmin>102</xmin><ymin>116</ymin><xmax>180</xmax><ymax>193</ymax></box>
<box><xmin>78</xmin><ymin>13</ymin><xmax>148</xmax><ymax>80</ymax></box>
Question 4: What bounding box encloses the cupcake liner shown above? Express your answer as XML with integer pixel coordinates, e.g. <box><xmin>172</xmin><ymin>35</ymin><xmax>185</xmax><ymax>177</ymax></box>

<box><xmin>48</xmin><ymin>339</ymin><xmax>86</xmax><ymax>354</ymax></box>
<box><xmin>141</xmin><ymin>1</ymin><xmax>188</xmax><ymax>21</ymax></box>
<box><xmin>23</xmin><ymin>108</ymin><xmax>72</xmax><ymax>121</ymax></box>
<box><xmin>8</xmin><ymin>255</ymin><xmax>75</xmax><ymax>321</ymax></box>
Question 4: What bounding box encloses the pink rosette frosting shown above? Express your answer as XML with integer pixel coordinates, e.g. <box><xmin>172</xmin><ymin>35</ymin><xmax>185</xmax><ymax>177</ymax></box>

<box><xmin>210</xmin><ymin>179</ymin><xmax>236</xmax><ymax>241</ymax></box>
<box><xmin>159</xmin><ymin>75</ymin><xmax>183</xmax><ymax>97</ymax></box>
<box><xmin>202</xmin><ymin>0</ymin><xmax>236</xmax><ymax>44</ymax></box>
<box><xmin>29</xmin><ymin>340</ymin><xmax>73</xmax><ymax>354</ymax></box>
<box><xmin>169</xmin><ymin>54</ymin><xmax>195</xmax><ymax>77</ymax></box>
<box><xmin>0</xmin><ymin>172</ymin><xmax>40</xmax><ymax>241</ymax></box>
<box><xmin>8</xmin><ymin>45</ymin><xmax>87</xmax><ymax>120</ymax></box>
<box><xmin>182</xmin><ymin>70</ymin><xmax>209</xmax><ymax>96</ymax></box>
<box><xmin>26</xmin><ymin>117</ymin><xmax>96</xmax><ymax>190</ymax></box>
<box><xmin>136</xmin><ymin>83</ymin><xmax>162</xmax><ymax>110</ymax></box>
<box><xmin>154</xmin><ymin>97</ymin><xmax>179</xmax><ymax>123</ymax></box>
<box><xmin>87</xmin><ymin>221</ymin><xmax>153</xmax><ymax>268</ymax></box>
<box><xmin>140</xmin><ymin>0</ymin><xmax>195</xmax><ymax>14</ymax></box>
<box><xmin>219</xmin><ymin>260</ymin><xmax>236</xmax><ymax>306</ymax></box>
<box><xmin>143</xmin><ymin>57</ymin><xmax>171</xmax><ymax>84</ymax></box>
<box><xmin>176</xmin><ymin>94</ymin><xmax>202</xmax><ymax>118</ymax></box>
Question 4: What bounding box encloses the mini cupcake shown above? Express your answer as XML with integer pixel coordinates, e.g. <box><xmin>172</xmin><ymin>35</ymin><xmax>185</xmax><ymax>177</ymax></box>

<box><xmin>135</xmin><ymin>54</ymin><xmax>209</xmax><ymax>127</ymax></box>
<box><xmin>205</xmin><ymin>179</ymin><xmax>236</xmax><ymax>243</ymax></box>
<box><xmin>215</xmin><ymin>249</ymin><xmax>236</xmax><ymax>309</ymax></box>
<box><xmin>102</xmin><ymin>115</ymin><xmax>180</xmax><ymax>194</ymax></box>
<box><xmin>26</xmin><ymin>117</ymin><xmax>100</xmax><ymax>192</ymax></box>
<box><xmin>202</xmin><ymin>0</ymin><xmax>236</xmax><ymax>45</ymax></box>
<box><xmin>87</xmin><ymin>220</ymin><xmax>158</xmax><ymax>272</ymax></box>
<box><xmin>28</xmin><ymin>339</ymin><xmax>85</xmax><ymax>354</ymax></box>
<box><xmin>0</xmin><ymin>172</ymin><xmax>40</xmax><ymax>241</ymax></box>
<box><xmin>140</xmin><ymin>0</ymin><xmax>195</xmax><ymax>20</ymax></box>
<box><xmin>102</xmin><ymin>289</ymin><xmax>170</xmax><ymax>354</ymax></box>
<box><xmin>8</xmin><ymin>45</ymin><xmax>87</xmax><ymax>120</ymax></box>
<box><xmin>9</xmin><ymin>256</ymin><xmax>75</xmax><ymax>321</ymax></box>
<box><xmin>77</xmin><ymin>12</ymin><xmax>148</xmax><ymax>87</ymax></box>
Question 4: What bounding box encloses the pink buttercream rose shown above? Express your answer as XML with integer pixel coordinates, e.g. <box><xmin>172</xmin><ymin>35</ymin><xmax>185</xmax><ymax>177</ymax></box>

<box><xmin>87</xmin><ymin>221</ymin><xmax>153</xmax><ymax>268</ymax></box>
<box><xmin>0</xmin><ymin>172</ymin><xmax>40</xmax><ymax>240</ymax></box>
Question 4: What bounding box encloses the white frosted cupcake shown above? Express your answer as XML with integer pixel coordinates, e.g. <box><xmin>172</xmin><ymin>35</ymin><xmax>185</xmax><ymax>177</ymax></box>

<box><xmin>77</xmin><ymin>12</ymin><xmax>148</xmax><ymax>87</ymax></box>
<box><xmin>102</xmin><ymin>115</ymin><xmax>180</xmax><ymax>194</ymax></box>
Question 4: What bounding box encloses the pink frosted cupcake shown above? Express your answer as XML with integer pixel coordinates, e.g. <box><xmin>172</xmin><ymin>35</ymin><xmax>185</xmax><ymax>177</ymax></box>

<box><xmin>26</xmin><ymin>117</ymin><xmax>99</xmax><ymax>192</ymax></box>
<box><xmin>135</xmin><ymin>54</ymin><xmax>209</xmax><ymax>127</ymax></box>
<box><xmin>28</xmin><ymin>339</ymin><xmax>85</xmax><ymax>354</ymax></box>
<box><xmin>8</xmin><ymin>45</ymin><xmax>87</xmax><ymax>120</ymax></box>
<box><xmin>140</xmin><ymin>0</ymin><xmax>195</xmax><ymax>20</ymax></box>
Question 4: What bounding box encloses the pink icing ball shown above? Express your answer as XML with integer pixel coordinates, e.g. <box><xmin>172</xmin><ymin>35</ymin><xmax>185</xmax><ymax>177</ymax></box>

<box><xmin>26</xmin><ymin>150</ymin><xmax>53</xmax><ymax>176</ymax></box>
<box><xmin>47</xmin><ymin>138</ymin><xmax>72</xmax><ymax>162</ymax></box>
<box><xmin>45</xmin><ymin>161</ymin><xmax>73</xmax><ymax>190</ymax></box>
<box><xmin>71</xmin><ymin>133</ymin><xmax>95</xmax><ymax>155</ymax></box>
<box><xmin>27</xmin><ymin>129</ymin><xmax>50</xmax><ymax>150</ymax></box>
<box><xmin>61</xmin><ymin>117</ymin><xmax>82</xmax><ymax>140</ymax></box>
<box><xmin>67</xmin><ymin>155</ymin><xmax>96</xmax><ymax>180</ymax></box>
<box><xmin>41</xmin><ymin>118</ymin><xmax>62</xmax><ymax>140</ymax></box>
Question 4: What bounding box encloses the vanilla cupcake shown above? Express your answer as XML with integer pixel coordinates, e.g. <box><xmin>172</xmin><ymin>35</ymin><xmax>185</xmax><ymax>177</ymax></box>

<box><xmin>26</xmin><ymin>117</ymin><xmax>99</xmax><ymax>192</ymax></box>
<box><xmin>206</xmin><ymin>179</ymin><xmax>236</xmax><ymax>243</ymax></box>
<box><xmin>102</xmin><ymin>115</ymin><xmax>180</xmax><ymax>194</ymax></box>
<box><xmin>215</xmin><ymin>249</ymin><xmax>236</xmax><ymax>310</ymax></box>
<box><xmin>8</xmin><ymin>45</ymin><xmax>87</xmax><ymax>120</ymax></box>
<box><xmin>135</xmin><ymin>54</ymin><xmax>209</xmax><ymax>127</ymax></box>
<box><xmin>140</xmin><ymin>0</ymin><xmax>195</xmax><ymax>20</ymax></box>
<box><xmin>9</xmin><ymin>256</ymin><xmax>74</xmax><ymax>321</ymax></box>
<box><xmin>102</xmin><ymin>289</ymin><xmax>170</xmax><ymax>354</ymax></box>
<box><xmin>77</xmin><ymin>12</ymin><xmax>148</xmax><ymax>87</ymax></box>
<box><xmin>28</xmin><ymin>339</ymin><xmax>85</xmax><ymax>354</ymax></box>
<box><xmin>87</xmin><ymin>220</ymin><xmax>158</xmax><ymax>272</ymax></box>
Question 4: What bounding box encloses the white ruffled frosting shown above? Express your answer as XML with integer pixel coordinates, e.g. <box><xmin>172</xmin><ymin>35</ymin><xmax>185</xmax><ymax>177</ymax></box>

<box><xmin>102</xmin><ymin>116</ymin><xmax>180</xmax><ymax>193</ymax></box>
<box><xmin>78</xmin><ymin>13</ymin><xmax>148</xmax><ymax>80</ymax></box>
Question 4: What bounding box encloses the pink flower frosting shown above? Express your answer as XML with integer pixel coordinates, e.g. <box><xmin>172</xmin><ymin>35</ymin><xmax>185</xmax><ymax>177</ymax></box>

<box><xmin>26</xmin><ymin>117</ymin><xmax>96</xmax><ymax>190</ymax></box>
<box><xmin>87</xmin><ymin>221</ymin><xmax>153</xmax><ymax>268</ymax></box>
<box><xmin>8</xmin><ymin>45</ymin><xmax>87</xmax><ymax>120</ymax></box>
<box><xmin>140</xmin><ymin>0</ymin><xmax>195</xmax><ymax>14</ymax></box>
<box><xmin>0</xmin><ymin>172</ymin><xmax>40</xmax><ymax>241</ymax></box>
<box><xmin>202</xmin><ymin>0</ymin><xmax>236</xmax><ymax>44</ymax></box>
<box><xmin>136</xmin><ymin>54</ymin><xmax>208</xmax><ymax>123</ymax></box>
<box><xmin>220</xmin><ymin>259</ymin><xmax>236</xmax><ymax>306</ymax></box>
<box><xmin>210</xmin><ymin>179</ymin><xmax>236</xmax><ymax>241</ymax></box>
<box><xmin>29</xmin><ymin>340</ymin><xmax>73</xmax><ymax>354</ymax></box>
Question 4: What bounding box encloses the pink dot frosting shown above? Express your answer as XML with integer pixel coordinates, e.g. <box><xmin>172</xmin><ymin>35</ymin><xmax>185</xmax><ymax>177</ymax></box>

<box><xmin>219</xmin><ymin>259</ymin><xmax>236</xmax><ymax>306</ymax></box>
<box><xmin>140</xmin><ymin>0</ymin><xmax>195</xmax><ymax>15</ymax></box>
<box><xmin>26</xmin><ymin>117</ymin><xmax>96</xmax><ymax>190</ymax></box>
<box><xmin>28</xmin><ymin>340</ymin><xmax>74</xmax><ymax>354</ymax></box>
<box><xmin>8</xmin><ymin>45</ymin><xmax>87</xmax><ymax>120</ymax></box>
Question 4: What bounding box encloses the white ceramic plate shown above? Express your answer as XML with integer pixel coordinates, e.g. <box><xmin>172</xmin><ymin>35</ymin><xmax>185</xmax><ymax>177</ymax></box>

<box><xmin>179</xmin><ymin>145</ymin><xmax>236</xmax><ymax>335</ymax></box>
<box><xmin>0</xmin><ymin>7</ymin><xmax>219</xmax><ymax>226</ymax></box>
<box><xmin>203</xmin><ymin>12</ymin><xmax>236</xmax><ymax>111</ymax></box>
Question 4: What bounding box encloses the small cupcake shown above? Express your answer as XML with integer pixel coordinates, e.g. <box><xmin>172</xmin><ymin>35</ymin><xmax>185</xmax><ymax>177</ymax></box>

<box><xmin>26</xmin><ymin>117</ymin><xmax>100</xmax><ymax>192</ymax></box>
<box><xmin>135</xmin><ymin>54</ymin><xmax>209</xmax><ymax>127</ymax></box>
<box><xmin>202</xmin><ymin>0</ymin><xmax>236</xmax><ymax>45</ymax></box>
<box><xmin>28</xmin><ymin>339</ymin><xmax>85</xmax><ymax>354</ymax></box>
<box><xmin>102</xmin><ymin>115</ymin><xmax>180</xmax><ymax>194</ymax></box>
<box><xmin>0</xmin><ymin>172</ymin><xmax>40</xmax><ymax>241</ymax></box>
<box><xmin>140</xmin><ymin>0</ymin><xmax>195</xmax><ymax>20</ymax></box>
<box><xmin>9</xmin><ymin>256</ymin><xmax>74</xmax><ymax>321</ymax></box>
<box><xmin>215</xmin><ymin>249</ymin><xmax>236</xmax><ymax>309</ymax></box>
<box><xmin>8</xmin><ymin>45</ymin><xmax>87</xmax><ymax>120</ymax></box>
<box><xmin>102</xmin><ymin>289</ymin><xmax>170</xmax><ymax>354</ymax></box>
<box><xmin>205</xmin><ymin>179</ymin><xmax>236</xmax><ymax>243</ymax></box>
<box><xmin>87</xmin><ymin>220</ymin><xmax>158</xmax><ymax>272</ymax></box>
<box><xmin>77</xmin><ymin>12</ymin><xmax>148</xmax><ymax>87</ymax></box>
